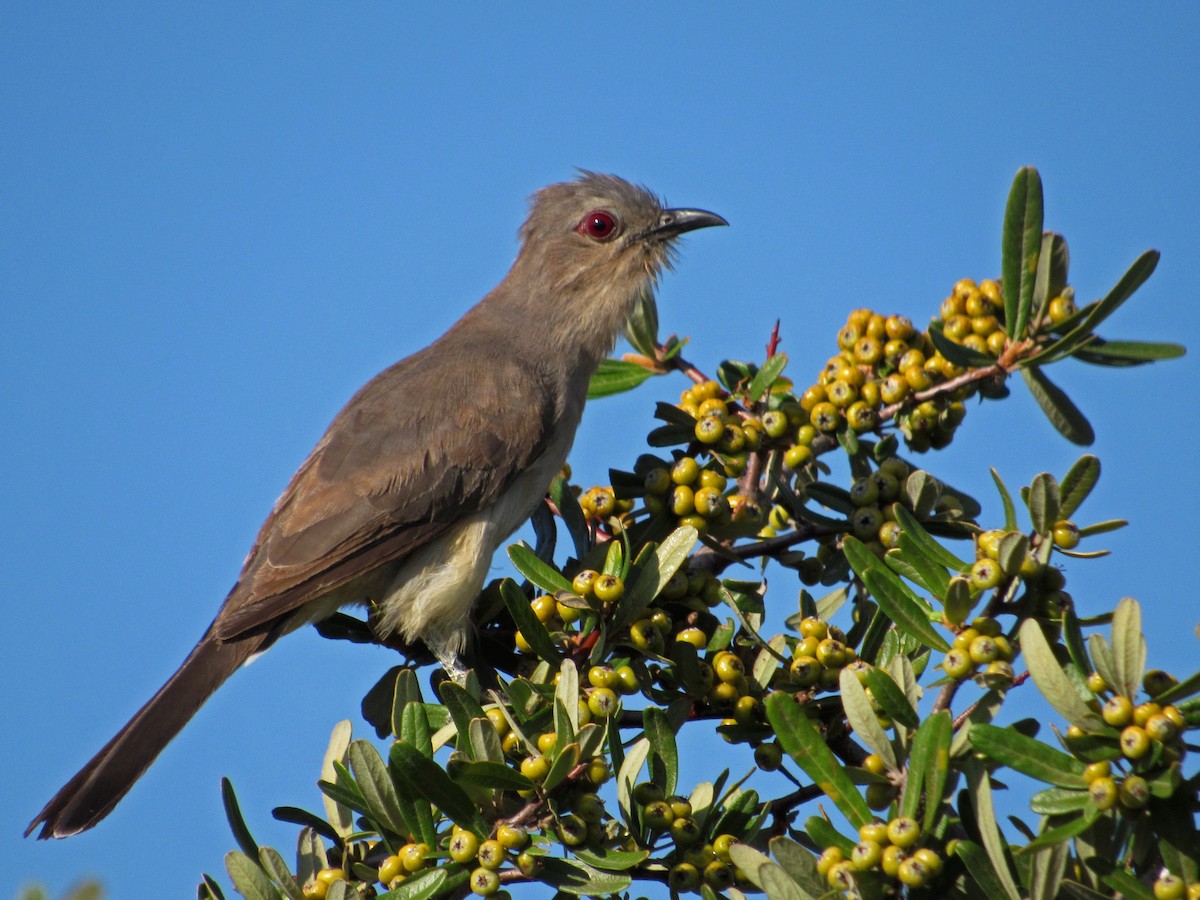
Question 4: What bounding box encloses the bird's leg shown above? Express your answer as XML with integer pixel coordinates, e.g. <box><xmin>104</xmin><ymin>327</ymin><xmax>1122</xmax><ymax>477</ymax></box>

<box><xmin>426</xmin><ymin>630</ymin><xmax>470</xmax><ymax>684</ymax></box>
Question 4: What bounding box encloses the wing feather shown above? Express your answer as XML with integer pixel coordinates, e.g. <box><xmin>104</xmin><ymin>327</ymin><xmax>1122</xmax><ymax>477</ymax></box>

<box><xmin>212</xmin><ymin>342</ymin><xmax>558</xmax><ymax>639</ymax></box>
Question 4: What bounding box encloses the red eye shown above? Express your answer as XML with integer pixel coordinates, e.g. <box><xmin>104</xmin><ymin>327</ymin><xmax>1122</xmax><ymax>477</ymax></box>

<box><xmin>577</xmin><ymin>210</ymin><xmax>618</xmax><ymax>241</ymax></box>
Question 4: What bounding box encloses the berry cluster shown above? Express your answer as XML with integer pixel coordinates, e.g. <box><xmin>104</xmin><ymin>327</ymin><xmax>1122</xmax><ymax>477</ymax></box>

<box><xmin>818</xmin><ymin>816</ymin><xmax>945</xmax><ymax>892</ymax></box>
<box><xmin>632</xmin><ymin>783</ymin><xmax>745</xmax><ymax>894</ymax></box>
<box><xmin>1072</xmin><ymin>669</ymin><xmax>1189</xmax><ymax>816</ymax></box>
<box><xmin>939</xmin><ymin>615</ymin><xmax>1016</xmax><ymax>690</ymax></box>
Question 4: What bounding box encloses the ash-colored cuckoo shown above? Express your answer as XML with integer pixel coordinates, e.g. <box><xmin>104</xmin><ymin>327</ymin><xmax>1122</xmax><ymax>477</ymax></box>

<box><xmin>29</xmin><ymin>172</ymin><xmax>726</xmax><ymax>839</ymax></box>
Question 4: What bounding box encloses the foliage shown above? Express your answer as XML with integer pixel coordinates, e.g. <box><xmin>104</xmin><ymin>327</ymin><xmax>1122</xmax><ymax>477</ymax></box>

<box><xmin>203</xmin><ymin>169</ymin><xmax>1195</xmax><ymax>900</ymax></box>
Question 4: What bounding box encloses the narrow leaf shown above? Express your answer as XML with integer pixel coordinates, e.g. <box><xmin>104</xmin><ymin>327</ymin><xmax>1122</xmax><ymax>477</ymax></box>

<box><xmin>223</xmin><ymin>851</ymin><xmax>278</xmax><ymax>900</ymax></box>
<box><xmin>258</xmin><ymin>847</ymin><xmax>303</xmax><ymax>900</ymax></box>
<box><xmin>843</xmin><ymin>536</ymin><xmax>950</xmax><ymax>652</ymax></box>
<box><xmin>1052</xmin><ymin>250</ymin><xmax>1161</xmax><ymax>358</ymax></box>
<box><xmin>1018</xmin><ymin>808</ymin><xmax>1099</xmax><ymax>853</ymax></box>
<box><xmin>587</xmin><ymin>358</ymin><xmax>655</xmax><ymax>399</ymax></box>
<box><xmin>612</xmin><ymin>525</ymin><xmax>697</xmax><ymax>630</ymax></box>
<box><xmin>507</xmin><ymin>543</ymin><xmax>573</xmax><ymax>594</ymax></box>
<box><xmin>389</xmin><ymin>742</ymin><xmax>488</xmax><ymax>837</ymax></box>
<box><xmin>221</xmin><ymin>778</ymin><xmax>258</xmax><ymax>858</ymax></box>
<box><xmin>448</xmin><ymin>759</ymin><xmax>536</xmax><ymax>792</ymax></box>
<box><xmin>1058</xmin><ymin>455</ymin><xmax>1100</xmax><ymax>520</ymax></box>
<box><xmin>550</xmin><ymin>474</ymin><xmax>590</xmax><ymax>560</ymax></box>
<box><xmin>991</xmin><ymin>468</ymin><xmax>1019</xmax><ymax>532</ymax></box>
<box><xmin>955</xmin><ymin>840</ymin><xmax>1020</xmax><ymax>900</ymax></box>
<box><xmin>1110</xmin><ymin>597</ymin><xmax>1146</xmax><ymax>699</ymax></box>
<box><xmin>644</xmin><ymin>706</ymin><xmax>679</xmax><ymax>797</ymax></box>
<box><xmin>538</xmin><ymin>857</ymin><xmax>632</xmax><ymax>896</ymax></box>
<box><xmin>965</xmin><ymin>761</ymin><xmax>1023</xmax><ymax>900</ymax></box>
<box><xmin>1073</xmin><ymin>338</ymin><xmax>1186</xmax><ymax>364</ymax></box>
<box><xmin>1019</xmin><ymin>619</ymin><xmax>1107</xmax><ymax>733</ymax></box>
<box><xmin>320</xmin><ymin>721</ymin><xmax>354</xmax><ymax>839</ymax></box>
<box><xmin>893</xmin><ymin>504</ymin><xmax>971</xmax><ymax>571</ymax></box>
<box><xmin>348</xmin><ymin>740</ymin><xmax>411</xmax><ymax>837</ymax></box>
<box><xmin>1028</xmin><ymin>472</ymin><xmax>1060</xmax><ymax>536</ymax></box>
<box><xmin>765</xmin><ymin>692</ymin><xmax>871</xmax><ymax>828</ymax></box>
<box><xmin>747</xmin><ymin>352</ymin><xmax>789</xmax><ymax>402</ymax></box>
<box><xmin>862</xmin><ymin>666</ymin><xmax>919</xmax><ymax>730</ymax></box>
<box><xmin>500</xmin><ymin>578</ymin><xmax>561</xmax><ymax>665</ymax></box>
<box><xmin>839</xmin><ymin>668</ymin><xmax>896</xmax><ymax>768</ymax></box>
<box><xmin>1001</xmin><ymin>166</ymin><xmax>1044</xmax><ymax>338</ymax></box>
<box><xmin>968</xmin><ymin>723</ymin><xmax>1088</xmax><ymax>788</ymax></box>
<box><xmin>904</xmin><ymin>710</ymin><xmax>952</xmax><ymax>831</ymax></box>
<box><xmin>1022</xmin><ymin>365</ymin><xmax>1095</xmax><ymax>445</ymax></box>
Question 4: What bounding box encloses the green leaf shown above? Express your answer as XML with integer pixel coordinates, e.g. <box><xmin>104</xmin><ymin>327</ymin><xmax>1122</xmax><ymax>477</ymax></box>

<box><xmin>543</xmin><ymin>740</ymin><xmax>580</xmax><ymax>793</ymax></box>
<box><xmin>955</xmin><ymin>840</ymin><xmax>1020</xmax><ymax>900</ymax></box>
<box><xmin>538</xmin><ymin>857</ymin><xmax>632</xmax><ymax>896</ymax></box>
<box><xmin>1018</xmin><ymin>619</ymin><xmax>1107</xmax><ymax>733</ymax></box>
<box><xmin>348</xmin><ymin>740</ymin><xmax>411</xmax><ymax>838</ymax></box>
<box><xmin>571</xmin><ymin>847</ymin><xmax>651</xmax><ymax>872</ymax></box>
<box><xmin>1073</xmin><ymin>338</ymin><xmax>1186</xmax><ymax>366</ymax></box>
<box><xmin>500</xmin><ymin>578</ymin><xmax>561</xmax><ymax>665</ymax></box>
<box><xmin>550</xmin><ymin>474</ymin><xmax>590</xmax><ymax>561</ymax></box>
<box><xmin>1087</xmin><ymin>633</ymin><xmax>1118</xmax><ymax>699</ymax></box>
<box><xmin>1027</xmin><ymin>838</ymin><xmax>1070</xmax><ymax>900</ymax></box>
<box><xmin>1018</xmin><ymin>808</ymin><xmax>1100</xmax><ymax>853</ymax></box>
<box><xmin>1030</xmin><ymin>787</ymin><xmax>1092</xmax><ymax>815</ymax></box>
<box><xmin>729</xmin><ymin>844</ymin><xmax>815</xmax><ymax>900</ymax></box>
<box><xmin>839</xmin><ymin>668</ymin><xmax>895</xmax><ymax>768</ymax></box>
<box><xmin>765</xmin><ymin>692</ymin><xmax>871</xmax><ymax>828</ymax></box>
<box><xmin>221</xmin><ymin>778</ymin><xmax>259</xmax><ymax>858</ymax></box>
<box><xmin>400</xmin><ymin>702</ymin><xmax>434</xmax><ymax>760</ymax></box>
<box><xmin>224</xmin><ymin>851</ymin><xmax>279</xmax><ymax>900</ymax></box>
<box><xmin>258</xmin><ymin>847</ymin><xmax>303</xmax><ymax>900</ymax></box>
<box><xmin>556</xmin><ymin>658</ymin><xmax>580</xmax><ymax>735</ymax></box>
<box><xmin>804</xmin><ymin>815</ymin><xmax>855</xmax><ymax>854</ymax></box>
<box><xmin>381</xmin><ymin>867</ymin><xmax>454</xmax><ymax>900</ymax></box>
<box><xmin>389</xmin><ymin>741</ymin><xmax>488</xmax><ymax>837</ymax></box>
<box><xmin>507</xmin><ymin>543</ymin><xmax>573</xmax><ymax>594</ymax></box>
<box><xmin>616</xmin><ymin>737</ymin><xmax>649</xmax><ymax>834</ymax></box>
<box><xmin>1028</xmin><ymin>472</ymin><xmax>1060</xmax><ymax>536</ymax></box>
<box><xmin>1058</xmin><ymin>455</ymin><xmax>1100</xmax><ymax>520</ymax></box>
<box><xmin>437</xmin><ymin>682</ymin><xmax>486</xmax><ymax>757</ymax></box>
<box><xmin>624</xmin><ymin>287</ymin><xmax>660</xmax><ymax>357</ymax></box>
<box><xmin>1022</xmin><ymin>365</ymin><xmax>1095</xmax><ymax>446</ymax></box>
<box><xmin>1110</xmin><ymin>596</ymin><xmax>1146</xmax><ymax>699</ymax></box>
<box><xmin>768</xmin><ymin>837</ymin><xmax>826</xmax><ymax>898</ymax></box>
<box><xmin>1030</xmin><ymin>231</ymin><xmax>1070</xmax><ymax>327</ymax></box>
<box><xmin>843</xmin><ymin>537</ymin><xmax>950</xmax><ymax>653</ymax></box>
<box><xmin>1002</xmin><ymin>166</ymin><xmax>1044</xmax><ymax>339</ymax></box>
<box><xmin>587</xmin><ymin>358</ymin><xmax>655</xmax><ymax>399</ymax></box>
<box><xmin>612</xmin><ymin>525</ymin><xmax>697</xmax><ymax>630</ymax></box>
<box><xmin>968</xmin><ymin>723</ymin><xmax>1087</xmax><ymax>788</ymax></box>
<box><xmin>447</xmin><ymin>758</ymin><xmax>536</xmax><ymax>792</ymax></box>
<box><xmin>991</xmin><ymin>468</ymin><xmax>1019</xmax><ymax>532</ymax></box>
<box><xmin>644</xmin><ymin>706</ymin><xmax>679</xmax><ymax>797</ymax></box>
<box><xmin>1047</xmin><ymin>250</ymin><xmax>1161</xmax><ymax>361</ymax></box>
<box><xmin>747</xmin><ymin>352</ymin><xmax>789</xmax><ymax>402</ymax></box>
<box><xmin>928</xmin><ymin>320</ymin><xmax>996</xmax><ymax>368</ymax></box>
<box><xmin>903</xmin><ymin>710</ymin><xmax>952</xmax><ymax>831</ymax></box>
<box><xmin>893</xmin><ymin>503</ymin><xmax>971</xmax><ymax>571</ymax></box>
<box><xmin>965</xmin><ymin>761</ymin><xmax>1023</xmax><ymax>900</ymax></box>
<box><xmin>862</xmin><ymin>666</ymin><xmax>919</xmax><ymax>730</ymax></box>
<box><xmin>319</xmin><ymin>721</ymin><xmax>354</xmax><ymax>839</ymax></box>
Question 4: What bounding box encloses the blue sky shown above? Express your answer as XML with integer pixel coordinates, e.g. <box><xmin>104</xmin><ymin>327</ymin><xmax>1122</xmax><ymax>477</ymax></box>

<box><xmin>4</xmin><ymin>6</ymin><xmax>1199</xmax><ymax>898</ymax></box>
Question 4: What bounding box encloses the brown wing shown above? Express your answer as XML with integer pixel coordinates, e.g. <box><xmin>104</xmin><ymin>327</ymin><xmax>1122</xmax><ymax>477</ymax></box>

<box><xmin>211</xmin><ymin>340</ymin><xmax>558</xmax><ymax>640</ymax></box>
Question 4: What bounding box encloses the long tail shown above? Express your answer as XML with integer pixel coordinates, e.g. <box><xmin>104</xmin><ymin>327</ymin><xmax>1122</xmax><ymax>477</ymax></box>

<box><xmin>27</xmin><ymin>627</ymin><xmax>270</xmax><ymax>838</ymax></box>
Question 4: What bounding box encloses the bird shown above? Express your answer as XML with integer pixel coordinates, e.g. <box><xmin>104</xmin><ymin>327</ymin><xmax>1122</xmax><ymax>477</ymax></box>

<box><xmin>28</xmin><ymin>172</ymin><xmax>727</xmax><ymax>839</ymax></box>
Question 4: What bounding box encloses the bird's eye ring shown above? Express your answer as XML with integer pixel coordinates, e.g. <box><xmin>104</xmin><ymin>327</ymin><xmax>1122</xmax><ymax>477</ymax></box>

<box><xmin>577</xmin><ymin>210</ymin><xmax>619</xmax><ymax>242</ymax></box>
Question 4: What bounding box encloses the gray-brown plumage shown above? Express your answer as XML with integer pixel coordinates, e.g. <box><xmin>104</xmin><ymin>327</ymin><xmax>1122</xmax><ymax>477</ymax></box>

<box><xmin>28</xmin><ymin>172</ymin><xmax>726</xmax><ymax>839</ymax></box>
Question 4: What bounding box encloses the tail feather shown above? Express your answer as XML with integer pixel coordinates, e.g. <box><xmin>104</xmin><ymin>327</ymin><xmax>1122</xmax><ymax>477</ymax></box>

<box><xmin>27</xmin><ymin>628</ymin><xmax>268</xmax><ymax>838</ymax></box>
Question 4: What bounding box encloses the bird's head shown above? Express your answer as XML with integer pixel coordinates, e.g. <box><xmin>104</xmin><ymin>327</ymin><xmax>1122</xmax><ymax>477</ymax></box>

<box><xmin>510</xmin><ymin>172</ymin><xmax>727</xmax><ymax>361</ymax></box>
